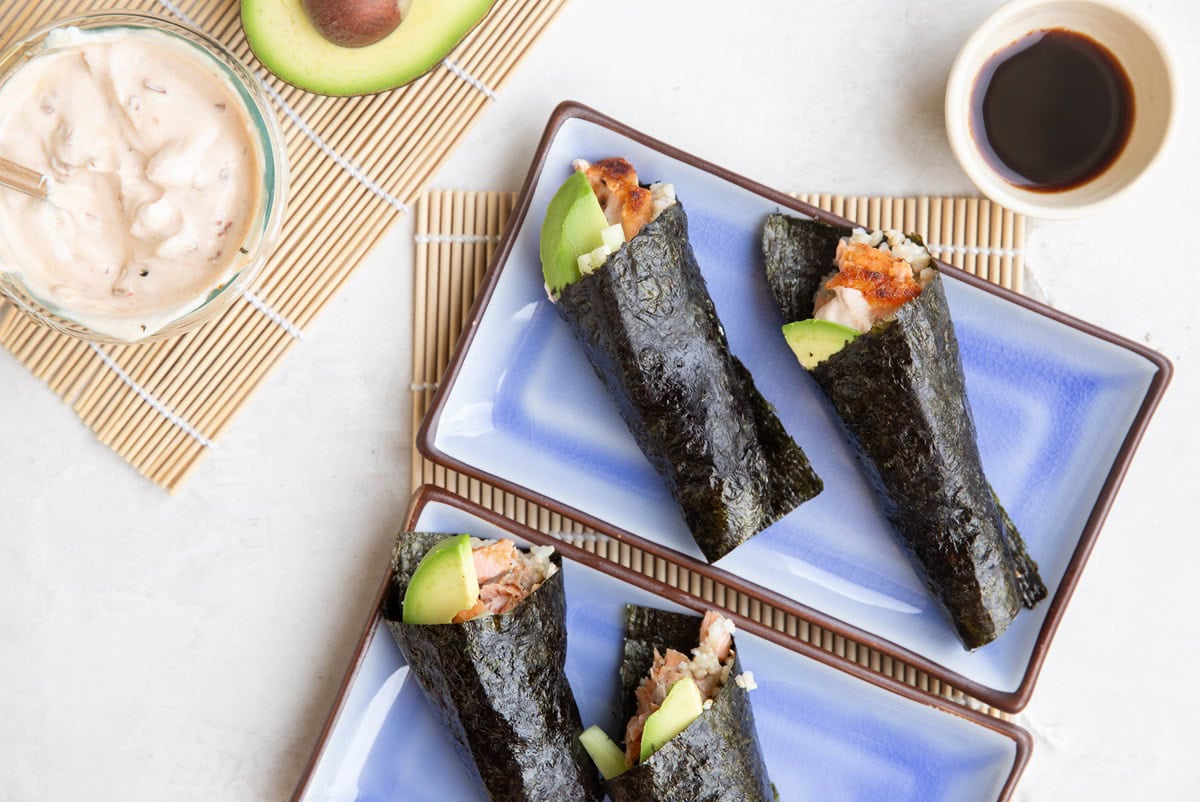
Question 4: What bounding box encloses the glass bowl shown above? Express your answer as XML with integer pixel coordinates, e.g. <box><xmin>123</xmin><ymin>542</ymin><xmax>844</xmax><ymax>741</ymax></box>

<box><xmin>0</xmin><ymin>11</ymin><xmax>288</xmax><ymax>344</ymax></box>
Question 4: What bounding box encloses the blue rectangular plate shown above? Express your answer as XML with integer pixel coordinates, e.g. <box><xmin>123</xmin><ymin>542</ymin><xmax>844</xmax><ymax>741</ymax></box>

<box><xmin>418</xmin><ymin>102</ymin><xmax>1171</xmax><ymax>712</ymax></box>
<box><xmin>292</xmin><ymin>487</ymin><xmax>1029</xmax><ymax>802</ymax></box>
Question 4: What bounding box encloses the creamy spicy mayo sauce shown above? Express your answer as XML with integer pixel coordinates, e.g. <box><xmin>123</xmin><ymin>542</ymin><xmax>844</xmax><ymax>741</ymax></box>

<box><xmin>0</xmin><ymin>27</ymin><xmax>263</xmax><ymax>340</ymax></box>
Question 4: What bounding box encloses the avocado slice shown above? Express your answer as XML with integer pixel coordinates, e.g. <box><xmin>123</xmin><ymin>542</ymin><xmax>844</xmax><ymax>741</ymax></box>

<box><xmin>782</xmin><ymin>319</ymin><xmax>861</xmax><ymax>370</ymax></box>
<box><xmin>639</xmin><ymin>676</ymin><xmax>704</xmax><ymax>762</ymax></box>
<box><xmin>539</xmin><ymin>171</ymin><xmax>610</xmax><ymax>293</ymax></box>
<box><xmin>241</xmin><ymin>0</ymin><xmax>495</xmax><ymax>96</ymax></box>
<box><xmin>579</xmin><ymin>725</ymin><xmax>628</xmax><ymax>780</ymax></box>
<box><xmin>401</xmin><ymin>534</ymin><xmax>479</xmax><ymax>624</ymax></box>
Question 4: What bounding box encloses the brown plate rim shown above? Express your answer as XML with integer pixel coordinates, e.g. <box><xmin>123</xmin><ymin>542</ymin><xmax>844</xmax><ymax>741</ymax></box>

<box><xmin>415</xmin><ymin>99</ymin><xmax>1173</xmax><ymax>713</ymax></box>
<box><xmin>291</xmin><ymin>485</ymin><xmax>1033</xmax><ymax>802</ymax></box>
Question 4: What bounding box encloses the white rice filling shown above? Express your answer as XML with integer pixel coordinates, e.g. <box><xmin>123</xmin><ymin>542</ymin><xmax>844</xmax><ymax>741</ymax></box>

<box><xmin>527</xmin><ymin>544</ymin><xmax>558</xmax><ymax>581</ymax></box>
<box><xmin>686</xmin><ymin>648</ymin><xmax>734</xmax><ymax>690</ymax></box>
<box><xmin>681</xmin><ymin>614</ymin><xmax>736</xmax><ymax>698</ymax></box>
<box><xmin>848</xmin><ymin>227</ymin><xmax>933</xmax><ymax>273</ymax></box>
<box><xmin>734</xmin><ymin>671</ymin><xmax>758</xmax><ymax>691</ymax></box>
<box><xmin>650</xmin><ymin>182</ymin><xmax>676</xmax><ymax>217</ymax></box>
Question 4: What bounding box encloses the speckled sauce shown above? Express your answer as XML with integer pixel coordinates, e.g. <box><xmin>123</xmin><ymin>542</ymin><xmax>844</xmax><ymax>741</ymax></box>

<box><xmin>0</xmin><ymin>26</ymin><xmax>263</xmax><ymax>340</ymax></box>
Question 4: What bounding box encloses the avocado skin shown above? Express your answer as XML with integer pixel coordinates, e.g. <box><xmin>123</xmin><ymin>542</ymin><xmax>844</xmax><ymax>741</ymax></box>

<box><xmin>384</xmin><ymin>532</ymin><xmax>603</xmax><ymax>802</ymax></box>
<box><xmin>606</xmin><ymin>605</ymin><xmax>774</xmax><ymax>802</ymax></box>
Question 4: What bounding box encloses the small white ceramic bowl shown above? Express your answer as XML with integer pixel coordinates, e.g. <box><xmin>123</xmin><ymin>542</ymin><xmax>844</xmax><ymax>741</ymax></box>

<box><xmin>945</xmin><ymin>0</ymin><xmax>1175</xmax><ymax>219</ymax></box>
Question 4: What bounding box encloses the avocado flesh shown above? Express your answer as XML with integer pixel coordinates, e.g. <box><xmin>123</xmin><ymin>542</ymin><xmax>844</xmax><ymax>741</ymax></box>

<box><xmin>782</xmin><ymin>319</ymin><xmax>861</xmax><ymax>370</ymax></box>
<box><xmin>579</xmin><ymin>725</ymin><xmax>627</xmax><ymax>780</ymax></box>
<box><xmin>540</xmin><ymin>171</ymin><xmax>611</xmax><ymax>293</ymax></box>
<box><xmin>241</xmin><ymin>0</ymin><xmax>495</xmax><ymax>96</ymax></box>
<box><xmin>401</xmin><ymin>534</ymin><xmax>480</xmax><ymax>624</ymax></box>
<box><xmin>639</xmin><ymin>676</ymin><xmax>704</xmax><ymax>762</ymax></box>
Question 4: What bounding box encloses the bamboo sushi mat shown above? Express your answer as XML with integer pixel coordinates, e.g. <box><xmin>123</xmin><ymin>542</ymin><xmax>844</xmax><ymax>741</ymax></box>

<box><xmin>0</xmin><ymin>0</ymin><xmax>566</xmax><ymax>491</ymax></box>
<box><xmin>411</xmin><ymin>190</ymin><xmax>1027</xmax><ymax>719</ymax></box>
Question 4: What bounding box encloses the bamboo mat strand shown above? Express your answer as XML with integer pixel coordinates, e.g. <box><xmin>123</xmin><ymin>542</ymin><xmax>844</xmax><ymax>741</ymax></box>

<box><xmin>411</xmin><ymin>190</ymin><xmax>1026</xmax><ymax>718</ymax></box>
<box><xmin>0</xmin><ymin>0</ymin><xmax>567</xmax><ymax>491</ymax></box>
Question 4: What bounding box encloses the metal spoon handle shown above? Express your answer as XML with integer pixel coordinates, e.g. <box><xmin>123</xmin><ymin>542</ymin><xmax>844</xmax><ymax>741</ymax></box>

<box><xmin>0</xmin><ymin>156</ymin><xmax>50</xmax><ymax>199</ymax></box>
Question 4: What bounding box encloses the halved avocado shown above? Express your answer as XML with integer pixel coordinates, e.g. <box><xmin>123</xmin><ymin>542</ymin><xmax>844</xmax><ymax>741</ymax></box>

<box><xmin>782</xmin><ymin>319</ymin><xmax>861</xmax><ymax>370</ymax></box>
<box><xmin>242</xmin><ymin>0</ymin><xmax>496</xmax><ymax>96</ymax></box>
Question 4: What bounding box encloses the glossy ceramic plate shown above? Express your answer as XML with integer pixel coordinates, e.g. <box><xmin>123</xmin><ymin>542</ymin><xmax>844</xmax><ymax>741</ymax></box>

<box><xmin>292</xmin><ymin>487</ymin><xmax>1029</xmax><ymax>802</ymax></box>
<box><xmin>419</xmin><ymin>102</ymin><xmax>1171</xmax><ymax>711</ymax></box>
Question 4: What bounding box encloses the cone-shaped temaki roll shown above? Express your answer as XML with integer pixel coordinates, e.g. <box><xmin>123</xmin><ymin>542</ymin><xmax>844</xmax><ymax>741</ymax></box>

<box><xmin>382</xmin><ymin>532</ymin><xmax>602</xmax><ymax>802</ymax></box>
<box><xmin>579</xmin><ymin>606</ymin><xmax>774</xmax><ymax>802</ymax></box>
<box><xmin>762</xmin><ymin>214</ymin><xmax>1046</xmax><ymax>650</ymax></box>
<box><xmin>541</xmin><ymin>159</ymin><xmax>822</xmax><ymax>563</ymax></box>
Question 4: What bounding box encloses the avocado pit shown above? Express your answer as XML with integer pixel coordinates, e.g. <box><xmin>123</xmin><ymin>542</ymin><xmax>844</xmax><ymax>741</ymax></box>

<box><xmin>301</xmin><ymin>0</ymin><xmax>407</xmax><ymax>48</ymax></box>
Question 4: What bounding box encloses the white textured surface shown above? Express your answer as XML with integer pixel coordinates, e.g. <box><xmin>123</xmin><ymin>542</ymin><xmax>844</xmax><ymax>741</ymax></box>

<box><xmin>0</xmin><ymin>0</ymin><xmax>1196</xmax><ymax>800</ymax></box>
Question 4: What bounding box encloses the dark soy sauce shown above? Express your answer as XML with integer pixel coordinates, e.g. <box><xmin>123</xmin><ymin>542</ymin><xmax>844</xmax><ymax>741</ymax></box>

<box><xmin>971</xmin><ymin>29</ymin><xmax>1134</xmax><ymax>192</ymax></box>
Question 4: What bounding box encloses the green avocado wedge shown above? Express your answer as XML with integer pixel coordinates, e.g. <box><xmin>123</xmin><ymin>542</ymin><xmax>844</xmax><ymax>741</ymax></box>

<box><xmin>401</xmin><ymin>533</ymin><xmax>479</xmax><ymax>624</ymax></box>
<box><xmin>242</xmin><ymin>0</ymin><xmax>495</xmax><ymax>96</ymax></box>
<box><xmin>639</xmin><ymin>676</ymin><xmax>704</xmax><ymax>762</ymax></box>
<box><xmin>782</xmin><ymin>319</ymin><xmax>861</xmax><ymax>370</ymax></box>
<box><xmin>540</xmin><ymin>171</ymin><xmax>611</xmax><ymax>294</ymax></box>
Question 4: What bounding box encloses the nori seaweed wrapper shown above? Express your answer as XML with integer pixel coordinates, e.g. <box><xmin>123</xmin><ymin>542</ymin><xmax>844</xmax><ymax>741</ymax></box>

<box><xmin>761</xmin><ymin>214</ymin><xmax>1047</xmax><ymax>650</ymax></box>
<box><xmin>554</xmin><ymin>201</ymin><xmax>822</xmax><ymax>562</ymax></box>
<box><xmin>604</xmin><ymin>605</ymin><xmax>774</xmax><ymax>802</ymax></box>
<box><xmin>382</xmin><ymin>532</ymin><xmax>602</xmax><ymax>802</ymax></box>
<box><xmin>762</xmin><ymin>212</ymin><xmax>845</xmax><ymax>322</ymax></box>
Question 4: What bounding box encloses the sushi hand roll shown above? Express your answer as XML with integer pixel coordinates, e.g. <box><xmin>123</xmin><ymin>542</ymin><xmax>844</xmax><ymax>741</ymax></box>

<box><xmin>579</xmin><ymin>606</ymin><xmax>775</xmax><ymax>802</ymax></box>
<box><xmin>382</xmin><ymin>532</ymin><xmax>602</xmax><ymax>802</ymax></box>
<box><xmin>539</xmin><ymin>158</ymin><xmax>822</xmax><ymax>563</ymax></box>
<box><xmin>762</xmin><ymin>215</ymin><xmax>1047</xmax><ymax>650</ymax></box>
